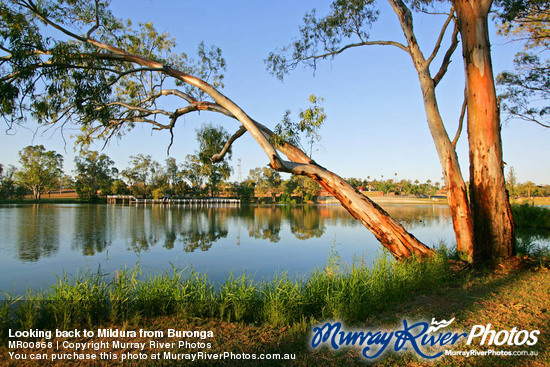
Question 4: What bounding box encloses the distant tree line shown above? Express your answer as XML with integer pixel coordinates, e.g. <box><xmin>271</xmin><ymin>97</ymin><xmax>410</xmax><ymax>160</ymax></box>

<box><xmin>2</xmin><ymin>147</ymin><xmax>549</xmax><ymax>203</ymax></box>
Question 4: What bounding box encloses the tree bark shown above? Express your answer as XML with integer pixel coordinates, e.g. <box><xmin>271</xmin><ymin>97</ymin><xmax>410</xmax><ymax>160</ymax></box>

<box><xmin>389</xmin><ymin>0</ymin><xmax>475</xmax><ymax>262</ymax></box>
<box><xmin>417</xmin><ymin>70</ymin><xmax>475</xmax><ymax>262</ymax></box>
<box><xmin>453</xmin><ymin>0</ymin><xmax>515</xmax><ymax>262</ymax></box>
<box><xmin>256</xmin><ymin>129</ymin><xmax>434</xmax><ymax>259</ymax></box>
<box><xmin>300</xmin><ymin>164</ymin><xmax>434</xmax><ymax>259</ymax></box>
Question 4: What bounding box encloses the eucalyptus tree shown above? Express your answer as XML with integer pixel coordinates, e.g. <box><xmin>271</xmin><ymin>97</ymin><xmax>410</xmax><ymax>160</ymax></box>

<box><xmin>196</xmin><ymin>123</ymin><xmax>232</xmax><ymax>197</ymax></box>
<box><xmin>181</xmin><ymin>154</ymin><xmax>206</xmax><ymax>196</ymax></box>
<box><xmin>497</xmin><ymin>0</ymin><xmax>549</xmax><ymax>127</ymax></box>
<box><xmin>15</xmin><ymin>145</ymin><xmax>63</xmax><ymax>200</ymax></box>
<box><xmin>121</xmin><ymin>154</ymin><xmax>160</xmax><ymax>198</ymax></box>
<box><xmin>74</xmin><ymin>150</ymin><xmax>117</xmax><ymax>200</ymax></box>
<box><xmin>267</xmin><ymin>0</ymin><xmax>516</xmax><ymax>262</ymax></box>
<box><xmin>164</xmin><ymin>157</ymin><xmax>180</xmax><ymax>187</ymax></box>
<box><xmin>0</xmin><ymin>0</ymin><xmax>433</xmax><ymax>259</ymax></box>
<box><xmin>0</xmin><ymin>163</ymin><xmax>17</xmax><ymax>199</ymax></box>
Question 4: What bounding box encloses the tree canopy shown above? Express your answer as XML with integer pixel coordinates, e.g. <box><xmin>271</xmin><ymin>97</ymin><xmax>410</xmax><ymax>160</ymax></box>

<box><xmin>15</xmin><ymin>144</ymin><xmax>63</xmax><ymax>199</ymax></box>
<box><xmin>74</xmin><ymin>150</ymin><xmax>117</xmax><ymax>200</ymax></box>
<box><xmin>196</xmin><ymin>123</ymin><xmax>232</xmax><ymax>197</ymax></box>
<box><xmin>5</xmin><ymin>0</ymin><xmax>524</xmax><ymax>261</ymax></box>
<box><xmin>0</xmin><ymin>0</ymin><xmax>226</xmax><ymax>148</ymax></box>
<box><xmin>496</xmin><ymin>0</ymin><xmax>549</xmax><ymax>127</ymax></box>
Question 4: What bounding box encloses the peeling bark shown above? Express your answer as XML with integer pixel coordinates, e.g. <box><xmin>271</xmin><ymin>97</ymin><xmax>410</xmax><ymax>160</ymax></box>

<box><xmin>454</xmin><ymin>0</ymin><xmax>515</xmax><ymax>262</ymax></box>
<box><xmin>389</xmin><ymin>0</ymin><xmax>475</xmax><ymax>262</ymax></box>
<box><xmin>308</xmin><ymin>167</ymin><xmax>433</xmax><ymax>259</ymax></box>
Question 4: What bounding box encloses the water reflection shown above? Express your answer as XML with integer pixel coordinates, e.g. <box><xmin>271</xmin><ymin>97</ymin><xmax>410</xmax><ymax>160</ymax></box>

<box><xmin>16</xmin><ymin>204</ymin><xmax>60</xmax><ymax>262</ymax></box>
<box><xmin>516</xmin><ymin>229</ymin><xmax>550</xmax><ymax>244</ymax></box>
<box><xmin>245</xmin><ymin>206</ymin><xmax>282</xmax><ymax>243</ymax></box>
<box><xmin>4</xmin><ymin>204</ymin><xmax>549</xmax><ymax>262</ymax></box>
<box><xmin>287</xmin><ymin>206</ymin><xmax>325</xmax><ymax>240</ymax></box>
<box><xmin>73</xmin><ymin>205</ymin><xmax>112</xmax><ymax>255</ymax></box>
<box><xmin>180</xmin><ymin>209</ymin><xmax>229</xmax><ymax>252</ymax></box>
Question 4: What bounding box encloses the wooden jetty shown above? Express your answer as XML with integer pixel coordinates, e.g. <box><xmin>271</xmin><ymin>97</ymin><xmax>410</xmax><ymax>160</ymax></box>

<box><xmin>107</xmin><ymin>195</ymin><xmax>240</xmax><ymax>206</ymax></box>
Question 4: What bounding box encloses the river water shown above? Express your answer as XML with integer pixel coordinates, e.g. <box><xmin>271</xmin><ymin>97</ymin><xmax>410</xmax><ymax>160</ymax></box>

<box><xmin>0</xmin><ymin>203</ymin><xmax>543</xmax><ymax>294</ymax></box>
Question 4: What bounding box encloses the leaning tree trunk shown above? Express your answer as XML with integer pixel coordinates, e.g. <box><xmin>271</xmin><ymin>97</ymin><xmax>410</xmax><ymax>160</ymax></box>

<box><xmin>54</xmin><ymin>29</ymin><xmax>436</xmax><ymax>260</ymax></box>
<box><xmin>312</xmin><ymin>168</ymin><xmax>434</xmax><ymax>259</ymax></box>
<box><xmin>276</xmin><ymin>157</ymin><xmax>434</xmax><ymax>259</ymax></box>
<box><xmin>454</xmin><ymin>0</ymin><xmax>515</xmax><ymax>262</ymax></box>
<box><xmin>254</xmin><ymin>124</ymin><xmax>435</xmax><ymax>260</ymax></box>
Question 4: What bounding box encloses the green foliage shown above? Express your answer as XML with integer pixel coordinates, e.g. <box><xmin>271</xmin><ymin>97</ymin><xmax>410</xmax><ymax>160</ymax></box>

<box><xmin>511</xmin><ymin>203</ymin><xmax>550</xmax><ymax>229</ymax></box>
<box><xmin>74</xmin><ymin>150</ymin><xmax>117</xmax><ymax>201</ymax></box>
<box><xmin>496</xmin><ymin>0</ymin><xmax>549</xmax><ymax>22</ymax></box>
<box><xmin>0</xmin><ymin>1</ymin><xmax>226</xmax><ymax>146</ymax></box>
<box><xmin>196</xmin><ymin>123</ymin><xmax>232</xmax><ymax>197</ymax></box>
<box><xmin>272</xmin><ymin>94</ymin><xmax>326</xmax><ymax>158</ymax></box>
<box><xmin>0</xmin><ymin>164</ymin><xmax>19</xmax><ymax>200</ymax></box>
<box><xmin>121</xmin><ymin>154</ymin><xmax>161</xmax><ymax>198</ymax></box>
<box><xmin>266</xmin><ymin>0</ymin><xmax>378</xmax><ymax>79</ymax></box>
<box><xmin>181</xmin><ymin>154</ymin><xmax>206</xmax><ymax>196</ymax></box>
<box><xmin>506</xmin><ymin>166</ymin><xmax>518</xmax><ymax>197</ymax></box>
<box><xmin>234</xmin><ymin>181</ymin><xmax>255</xmax><ymax>203</ymax></box>
<box><xmin>245</xmin><ymin>167</ymin><xmax>282</xmax><ymax>202</ymax></box>
<box><xmin>515</xmin><ymin>237</ymin><xmax>550</xmax><ymax>258</ymax></box>
<box><xmin>496</xmin><ymin>0</ymin><xmax>549</xmax><ymax>127</ymax></box>
<box><xmin>346</xmin><ymin>176</ymin><xmax>440</xmax><ymax>197</ymax></box>
<box><xmin>15</xmin><ymin>145</ymin><xmax>64</xmax><ymax>200</ymax></box>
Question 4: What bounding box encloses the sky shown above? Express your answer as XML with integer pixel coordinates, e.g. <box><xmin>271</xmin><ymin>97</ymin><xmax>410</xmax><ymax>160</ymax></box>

<box><xmin>1</xmin><ymin>0</ymin><xmax>548</xmax><ymax>185</ymax></box>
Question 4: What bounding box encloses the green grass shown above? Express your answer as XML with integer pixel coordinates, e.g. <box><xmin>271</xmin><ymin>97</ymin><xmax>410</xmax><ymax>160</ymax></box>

<box><xmin>0</xmin><ymin>252</ymin><xmax>450</xmax><ymax>335</ymax></box>
<box><xmin>2</xmin><ymin>256</ymin><xmax>549</xmax><ymax>366</ymax></box>
<box><xmin>511</xmin><ymin>203</ymin><xmax>550</xmax><ymax>229</ymax></box>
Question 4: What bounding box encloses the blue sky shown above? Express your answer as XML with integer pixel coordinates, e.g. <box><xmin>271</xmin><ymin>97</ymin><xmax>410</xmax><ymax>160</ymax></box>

<box><xmin>1</xmin><ymin>0</ymin><xmax>548</xmax><ymax>184</ymax></box>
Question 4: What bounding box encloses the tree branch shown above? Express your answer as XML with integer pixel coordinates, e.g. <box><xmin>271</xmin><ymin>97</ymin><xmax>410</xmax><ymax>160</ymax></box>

<box><xmin>102</xmin><ymin>102</ymin><xmax>173</xmax><ymax>117</ymax></box>
<box><xmin>24</xmin><ymin>0</ymin><xmax>87</xmax><ymax>43</ymax></box>
<box><xmin>298</xmin><ymin>40</ymin><xmax>409</xmax><ymax>63</ymax></box>
<box><xmin>433</xmin><ymin>20</ymin><xmax>460</xmax><ymax>87</ymax></box>
<box><xmin>211</xmin><ymin>126</ymin><xmax>247</xmax><ymax>163</ymax></box>
<box><xmin>426</xmin><ymin>8</ymin><xmax>455</xmax><ymax>66</ymax></box>
<box><xmin>452</xmin><ymin>89</ymin><xmax>467</xmax><ymax>149</ymax></box>
<box><xmin>141</xmin><ymin>89</ymin><xmax>196</xmax><ymax>105</ymax></box>
<box><xmin>86</xmin><ymin>0</ymin><xmax>100</xmax><ymax>39</ymax></box>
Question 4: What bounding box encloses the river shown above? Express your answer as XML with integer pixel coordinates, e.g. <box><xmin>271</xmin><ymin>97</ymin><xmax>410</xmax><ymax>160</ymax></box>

<box><xmin>0</xmin><ymin>203</ymin><xmax>544</xmax><ymax>294</ymax></box>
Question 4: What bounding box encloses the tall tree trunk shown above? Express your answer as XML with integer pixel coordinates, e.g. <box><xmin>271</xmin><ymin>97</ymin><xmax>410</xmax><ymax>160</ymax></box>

<box><xmin>454</xmin><ymin>0</ymin><xmax>515</xmax><ymax>262</ymax></box>
<box><xmin>417</xmin><ymin>71</ymin><xmax>475</xmax><ymax>262</ymax></box>
<box><xmin>389</xmin><ymin>0</ymin><xmax>475</xmax><ymax>262</ymax></box>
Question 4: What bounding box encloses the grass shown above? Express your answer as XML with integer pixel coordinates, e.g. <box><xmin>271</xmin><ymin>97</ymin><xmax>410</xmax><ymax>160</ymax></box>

<box><xmin>0</xmin><ymin>252</ymin><xmax>450</xmax><ymax>336</ymax></box>
<box><xmin>511</xmin><ymin>203</ymin><xmax>550</xmax><ymax>230</ymax></box>
<box><xmin>1</xmin><ymin>256</ymin><xmax>548</xmax><ymax>366</ymax></box>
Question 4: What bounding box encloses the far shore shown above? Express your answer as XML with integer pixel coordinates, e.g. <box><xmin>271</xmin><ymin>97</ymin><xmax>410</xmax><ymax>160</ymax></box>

<box><xmin>1</xmin><ymin>194</ymin><xmax>549</xmax><ymax>206</ymax></box>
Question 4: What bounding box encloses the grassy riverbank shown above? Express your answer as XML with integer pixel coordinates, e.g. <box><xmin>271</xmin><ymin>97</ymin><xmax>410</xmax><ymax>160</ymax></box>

<box><xmin>1</xmin><ymin>252</ymin><xmax>450</xmax><ymax>335</ymax></box>
<box><xmin>1</xmin><ymin>256</ymin><xmax>548</xmax><ymax>366</ymax></box>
